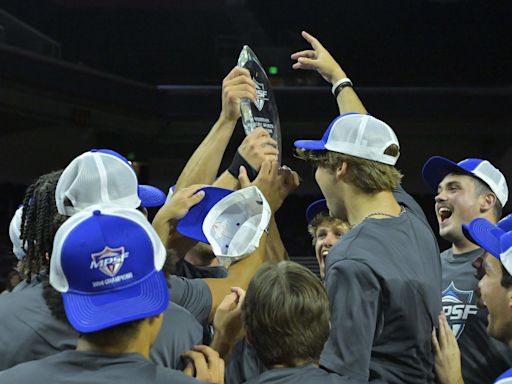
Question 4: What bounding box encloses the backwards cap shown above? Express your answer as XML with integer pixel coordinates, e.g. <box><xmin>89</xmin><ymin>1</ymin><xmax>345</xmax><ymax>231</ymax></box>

<box><xmin>422</xmin><ymin>157</ymin><xmax>508</xmax><ymax>207</ymax></box>
<box><xmin>177</xmin><ymin>186</ymin><xmax>271</xmax><ymax>266</ymax></box>
<box><xmin>56</xmin><ymin>149</ymin><xmax>166</xmax><ymax>216</ymax></box>
<box><xmin>294</xmin><ymin>113</ymin><xmax>400</xmax><ymax>166</ymax></box>
<box><xmin>50</xmin><ymin>206</ymin><xmax>168</xmax><ymax>333</ymax></box>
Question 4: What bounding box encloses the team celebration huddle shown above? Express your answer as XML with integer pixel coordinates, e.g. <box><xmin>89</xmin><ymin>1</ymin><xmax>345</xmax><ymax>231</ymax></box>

<box><xmin>2</xmin><ymin>31</ymin><xmax>511</xmax><ymax>384</ymax></box>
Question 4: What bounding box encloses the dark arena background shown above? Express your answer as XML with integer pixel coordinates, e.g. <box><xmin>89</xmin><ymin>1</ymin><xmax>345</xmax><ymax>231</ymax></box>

<box><xmin>0</xmin><ymin>0</ymin><xmax>511</xmax><ymax>283</ymax></box>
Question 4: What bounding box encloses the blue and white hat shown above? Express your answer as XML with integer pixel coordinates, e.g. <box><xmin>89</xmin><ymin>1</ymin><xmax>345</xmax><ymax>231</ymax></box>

<box><xmin>49</xmin><ymin>206</ymin><xmax>168</xmax><ymax>333</ymax></box>
<box><xmin>422</xmin><ymin>157</ymin><xmax>508</xmax><ymax>207</ymax></box>
<box><xmin>56</xmin><ymin>149</ymin><xmax>166</xmax><ymax>216</ymax></box>
<box><xmin>177</xmin><ymin>186</ymin><xmax>271</xmax><ymax>266</ymax></box>
<box><xmin>8</xmin><ymin>205</ymin><xmax>25</xmax><ymax>260</ymax></box>
<box><xmin>462</xmin><ymin>214</ymin><xmax>512</xmax><ymax>275</ymax></box>
<box><xmin>306</xmin><ymin>199</ymin><xmax>328</xmax><ymax>224</ymax></box>
<box><xmin>294</xmin><ymin>113</ymin><xmax>400</xmax><ymax>165</ymax></box>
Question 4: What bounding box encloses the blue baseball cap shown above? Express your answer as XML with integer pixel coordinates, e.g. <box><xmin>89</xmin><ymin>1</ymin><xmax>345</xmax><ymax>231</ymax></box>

<box><xmin>177</xmin><ymin>187</ymin><xmax>234</xmax><ymax>244</ymax></box>
<box><xmin>50</xmin><ymin>206</ymin><xmax>168</xmax><ymax>333</ymax></box>
<box><xmin>294</xmin><ymin>113</ymin><xmax>400</xmax><ymax>165</ymax></box>
<box><xmin>422</xmin><ymin>157</ymin><xmax>508</xmax><ymax>206</ymax></box>
<box><xmin>56</xmin><ymin>149</ymin><xmax>166</xmax><ymax>216</ymax></box>
<box><xmin>177</xmin><ymin>186</ymin><xmax>271</xmax><ymax>265</ymax></box>
<box><xmin>306</xmin><ymin>199</ymin><xmax>328</xmax><ymax>224</ymax></box>
<box><xmin>462</xmin><ymin>214</ymin><xmax>512</xmax><ymax>258</ymax></box>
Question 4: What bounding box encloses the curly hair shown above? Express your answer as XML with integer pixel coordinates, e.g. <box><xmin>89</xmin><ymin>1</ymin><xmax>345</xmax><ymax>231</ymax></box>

<box><xmin>19</xmin><ymin>170</ymin><xmax>65</xmax><ymax>281</ymax></box>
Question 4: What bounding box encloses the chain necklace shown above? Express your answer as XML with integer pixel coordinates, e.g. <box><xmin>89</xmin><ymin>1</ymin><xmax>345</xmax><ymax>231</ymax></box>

<box><xmin>349</xmin><ymin>205</ymin><xmax>405</xmax><ymax>229</ymax></box>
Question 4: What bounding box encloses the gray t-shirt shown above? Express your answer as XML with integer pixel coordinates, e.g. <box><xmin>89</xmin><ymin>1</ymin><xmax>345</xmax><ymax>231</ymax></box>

<box><xmin>0</xmin><ymin>350</ymin><xmax>204</xmax><ymax>383</ymax></box>
<box><xmin>441</xmin><ymin>248</ymin><xmax>512</xmax><ymax>383</ymax></box>
<box><xmin>168</xmin><ymin>275</ymin><xmax>213</xmax><ymax>327</ymax></box>
<box><xmin>320</xmin><ymin>187</ymin><xmax>442</xmax><ymax>383</ymax></box>
<box><xmin>243</xmin><ymin>364</ymin><xmax>362</xmax><ymax>384</ymax></box>
<box><xmin>0</xmin><ymin>281</ymin><xmax>203</xmax><ymax>370</ymax></box>
<box><xmin>174</xmin><ymin>259</ymin><xmax>228</xmax><ymax>279</ymax></box>
<box><xmin>226</xmin><ymin>338</ymin><xmax>265</xmax><ymax>384</ymax></box>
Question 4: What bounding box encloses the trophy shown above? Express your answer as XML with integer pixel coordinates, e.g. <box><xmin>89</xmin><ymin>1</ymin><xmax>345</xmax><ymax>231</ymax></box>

<box><xmin>238</xmin><ymin>45</ymin><xmax>282</xmax><ymax>163</ymax></box>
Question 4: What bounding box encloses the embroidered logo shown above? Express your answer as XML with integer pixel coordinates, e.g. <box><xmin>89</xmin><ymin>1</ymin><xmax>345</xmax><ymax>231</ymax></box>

<box><xmin>90</xmin><ymin>246</ymin><xmax>129</xmax><ymax>277</ymax></box>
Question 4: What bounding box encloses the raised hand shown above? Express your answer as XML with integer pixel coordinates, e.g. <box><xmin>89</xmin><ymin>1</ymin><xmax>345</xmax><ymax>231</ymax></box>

<box><xmin>239</xmin><ymin>161</ymin><xmax>300</xmax><ymax>213</ymax></box>
<box><xmin>238</xmin><ymin>127</ymin><xmax>279</xmax><ymax>172</ymax></box>
<box><xmin>220</xmin><ymin>66</ymin><xmax>257</xmax><ymax>122</ymax></box>
<box><xmin>291</xmin><ymin>30</ymin><xmax>347</xmax><ymax>85</ymax></box>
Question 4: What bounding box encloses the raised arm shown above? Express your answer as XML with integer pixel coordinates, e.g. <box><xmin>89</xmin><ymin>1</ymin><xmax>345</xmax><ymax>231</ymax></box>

<box><xmin>174</xmin><ymin>66</ymin><xmax>256</xmax><ymax>192</ymax></box>
<box><xmin>204</xmin><ymin>161</ymin><xmax>299</xmax><ymax>322</ymax></box>
<box><xmin>213</xmin><ymin>127</ymin><xmax>279</xmax><ymax>190</ymax></box>
<box><xmin>291</xmin><ymin>30</ymin><xmax>367</xmax><ymax>115</ymax></box>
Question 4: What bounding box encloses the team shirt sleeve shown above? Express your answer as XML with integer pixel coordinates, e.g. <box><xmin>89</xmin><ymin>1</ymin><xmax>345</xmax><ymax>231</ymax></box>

<box><xmin>167</xmin><ymin>275</ymin><xmax>213</xmax><ymax>327</ymax></box>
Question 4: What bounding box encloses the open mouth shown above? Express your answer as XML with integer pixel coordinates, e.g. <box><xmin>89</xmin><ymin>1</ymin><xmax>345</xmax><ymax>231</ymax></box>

<box><xmin>321</xmin><ymin>249</ymin><xmax>329</xmax><ymax>259</ymax></box>
<box><xmin>438</xmin><ymin>207</ymin><xmax>453</xmax><ymax>224</ymax></box>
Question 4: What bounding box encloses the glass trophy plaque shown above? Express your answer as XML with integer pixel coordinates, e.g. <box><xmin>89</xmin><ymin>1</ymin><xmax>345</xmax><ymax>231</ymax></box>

<box><xmin>238</xmin><ymin>45</ymin><xmax>282</xmax><ymax>162</ymax></box>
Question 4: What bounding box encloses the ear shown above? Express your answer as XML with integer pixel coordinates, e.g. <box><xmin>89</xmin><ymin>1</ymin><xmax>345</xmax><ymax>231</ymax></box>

<box><xmin>335</xmin><ymin>161</ymin><xmax>349</xmax><ymax>181</ymax></box>
<box><xmin>479</xmin><ymin>193</ymin><xmax>497</xmax><ymax>215</ymax></box>
<box><xmin>507</xmin><ymin>289</ymin><xmax>512</xmax><ymax>311</ymax></box>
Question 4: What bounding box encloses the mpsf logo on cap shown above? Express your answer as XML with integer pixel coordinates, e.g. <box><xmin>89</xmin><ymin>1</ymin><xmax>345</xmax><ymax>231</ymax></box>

<box><xmin>254</xmin><ymin>78</ymin><xmax>268</xmax><ymax>112</ymax></box>
<box><xmin>90</xmin><ymin>246</ymin><xmax>129</xmax><ymax>277</ymax></box>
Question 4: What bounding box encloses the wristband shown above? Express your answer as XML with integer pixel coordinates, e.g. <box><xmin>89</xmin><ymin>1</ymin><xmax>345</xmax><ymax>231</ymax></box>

<box><xmin>331</xmin><ymin>78</ymin><xmax>353</xmax><ymax>98</ymax></box>
<box><xmin>228</xmin><ymin>151</ymin><xmax>258</xmax><ymax>181</ymax></box>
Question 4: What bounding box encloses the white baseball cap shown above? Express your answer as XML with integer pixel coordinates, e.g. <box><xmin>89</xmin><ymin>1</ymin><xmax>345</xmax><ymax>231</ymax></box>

<box><xmin>423</xmin><ymin>157</ymin><xmax>508</xmax><ymax>207</ymax></box>
<box><xmin>56</xmin><ymin>149</ymin><xmax>166</xmax><ymax>216</ymax></box>
<box><xmin>294</xmin><ymin>113</ymin><xmax>400</xmax><ymax>165</ymax></box>
<box><xmin>177</xmin><ymin>186</ymin><xmax>271</xmax><ymax>266</ymax></box>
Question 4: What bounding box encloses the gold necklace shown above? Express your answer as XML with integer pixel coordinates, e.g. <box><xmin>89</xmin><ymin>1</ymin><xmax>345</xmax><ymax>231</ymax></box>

<box><xmin>350</xmin><ymin>206</ymin><xmax>405</xmax><ymax>229</ymax></box>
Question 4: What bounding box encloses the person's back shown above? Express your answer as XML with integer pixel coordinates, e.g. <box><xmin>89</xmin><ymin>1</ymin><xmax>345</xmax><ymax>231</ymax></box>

<box><xmin>322</xmin><ymin>200</ymin><xmax>440</xmax><ymax>382</ymax></box>
<box><xmin>0</xmin><ymin>279</ymin><xmax>203</xmax><ymax>370</ymax></box>
<box><xmin>0</xmin><ymin>350</ymin><xmax>200</xmax><ymax>384</ymax></box>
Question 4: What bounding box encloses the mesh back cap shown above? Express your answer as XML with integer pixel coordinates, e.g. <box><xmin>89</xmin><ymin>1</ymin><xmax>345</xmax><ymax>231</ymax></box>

<box><xmin>177</xmin><ymin>186</ymin><xmax>271</xmax><ymax>267</ymax></box>
<box><xmin>50</xmin><ymin>206</ymin><xmax>168</xmax><ymax>333</ymax></box>
<box><xmin>56</xmin><ymin>149</ymin><xmax>166</xmax><ymax>216</ymax></box>
<box><xmin>294</xmin><ymin>113</ymin><xmax>400</xmax><ymax>165</ymax></box>
<box><xmin>422</xmin><ymin>157</ymin><xmax>508</xmax><ymax>207</ymax></box>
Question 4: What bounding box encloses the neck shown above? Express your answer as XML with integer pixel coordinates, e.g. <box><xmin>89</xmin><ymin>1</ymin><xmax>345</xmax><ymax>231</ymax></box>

<box><xmin>451</xmin><ymin>237</ymin><xmax>481</xmax><ymax>255</ymax></box>
<box><xmin>271</xmin><ymin>359</ymin><xmax>317</xmax><ymax>369</ymax></box>
<box><xmin>345</xmin><ymin>189</ymin><xmax>401</xmax><ymax>227</ymax></box>
<box><xmin>76</xmin><ymin>329</ymin><xmax>151</xmax><ymax>358</ymax></box>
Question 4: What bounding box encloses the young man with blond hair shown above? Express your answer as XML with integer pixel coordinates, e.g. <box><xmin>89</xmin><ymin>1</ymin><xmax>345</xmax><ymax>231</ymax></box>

<box><xmin>291</xmin><ymin>31</ymin><xmax>441</xmax><ymax>383</ymax></box>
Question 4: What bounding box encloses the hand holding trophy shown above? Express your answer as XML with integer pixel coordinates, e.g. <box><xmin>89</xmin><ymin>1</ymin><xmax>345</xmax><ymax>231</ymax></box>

<box><xmin>237</xmin><ymin>46</ymin><xmax>282</xmax><ymax>163</ymax></box>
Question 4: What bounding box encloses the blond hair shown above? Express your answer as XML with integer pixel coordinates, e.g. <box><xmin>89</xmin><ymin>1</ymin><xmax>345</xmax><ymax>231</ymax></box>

<box><xmin>296</xmin><ymin>145</ymin><xmax>402</xmax><ymax>193</ymax></box>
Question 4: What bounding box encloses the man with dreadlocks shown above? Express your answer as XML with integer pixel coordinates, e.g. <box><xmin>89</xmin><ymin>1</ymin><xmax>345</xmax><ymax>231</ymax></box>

<box><xmin>16</xmin><ymin>170</ymin><xmax>63</xmax><ymax>288</ymax></box>
<box><xmin>0</xmin><ymin>169</ymin><xmax>204</xmax><ymax>371</ymax></box>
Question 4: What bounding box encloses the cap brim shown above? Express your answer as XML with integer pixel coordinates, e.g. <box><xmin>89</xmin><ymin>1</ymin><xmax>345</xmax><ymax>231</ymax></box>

<box><xmin>293</xmin><ymin>139</ymin><xmax>326</xmax><ymax>150</ymax></box>
<box><xmin>63</xmin><ymin>270</ymin><xmax>169</xmax><ymax>333</ymax></box>
<box><xmin>306</xmin><ymin>199</ymin><xmax>328</xmax><ymax>224</ymax></box>
<box><xmin>422</xmin><ymin>156</ymin><xmax>470</xmax><ymax>192</ymax></box>
<box><xmin>462</xmin><ymin>218</ymin><xmax>504</xmax><ymax>257</ymax></box>
<box><xmin>138</xmin><ymin>185</ymin><xmax>166</xmax><ymax>208</ymax></box>
<box><xmin>177</xmin><ymin>187</ymin><xmax>234</xmax><ymax>244</ymax></box>
<box><xmin>498</xmin><ymin>214</ymin><xmax>512</xmax><ymax>232</ymax></box>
